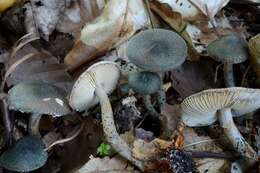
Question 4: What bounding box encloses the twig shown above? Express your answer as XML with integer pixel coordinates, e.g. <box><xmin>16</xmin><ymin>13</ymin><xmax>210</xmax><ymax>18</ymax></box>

<box><xmin>44</xmin><ymin>123</ymin><xmax>84</xmax><ymax>151</ymax></box>
<box><xmin>241</xmin><ymin>65</ymin><xmax>251</xmax><ymax>87</ymax></box>
<box><xmin>185</xmin><ymin>150</ymin><xmax>236</xmax><ymax>160</ymax></box>
<box><xmin>214</xmin><ymin>64</ymin><xmax>223</xmax><ymax>83</ymax></box>
<box><xmin>183</xmin><ymin>139</ymin><xmax>219</xmax><ymax>149</ymax></box>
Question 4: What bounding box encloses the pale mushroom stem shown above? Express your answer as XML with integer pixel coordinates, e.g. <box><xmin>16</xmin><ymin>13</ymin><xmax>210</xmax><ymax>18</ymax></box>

<box><xmin>223</xmin><ymin>62</ymin><xmax>235</xmax><ymax>87</ymax></box>
<box><xmin>94</xmin><ymin>84</ymin><xmax>144</xmax><ymax>171</ymax></box>
<box><xmin>143</xmin><ymin>94</ymin><xmax>160</xmax><ymax>119</ymax></box>
<box><xmin>218</xmin><ymin>108</ymin><xmax>257</xmax><ymax>160</ymax></box>
<box><xmin>29</xmin><ymin>114</ymin><xmax>42</xmax><ymax>136</ymax></box>
<box><xmin>157</xmin><ymin>90</ymin><xmax>166</xmax><ymax>106</ymax></box>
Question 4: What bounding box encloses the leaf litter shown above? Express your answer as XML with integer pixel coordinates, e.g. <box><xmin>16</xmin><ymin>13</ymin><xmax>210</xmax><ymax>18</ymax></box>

<box><xmin>0</xmin><ymin>0</ymin><xmax>260</xmax><ymax>173</ymax></box>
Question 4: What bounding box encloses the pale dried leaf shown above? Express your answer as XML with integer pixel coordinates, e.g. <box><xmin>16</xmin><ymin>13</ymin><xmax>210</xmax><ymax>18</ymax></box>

<box><xmin>65</xmin><ymin>0</ymin><xmax>150</xmax><ymax>71</ymax></box>
<box><xmin>74</xmin><ymin>156</ymin><xmax>139</xmax><ymax>173</ymax></box>
<box><xmin>154</xmin><ymin>0</ymin><xmax>203</xmax><ymax>21</ymax></box>
<box><xmin>189</xmin><ymin>0</ymin><xmax>230</xmax><ymax>19</ymax></box>
<box><xmin>183</xmin><ymin>128</ymin><xmax>229</xmax><ymax>173</ymax></box>
<box><xmin>5</xmin><ymin>45</ymin><xmax>73</xmax><ymax>93</ymax></box>
<box><xmin>56</xmin><ymin>0</ymin><xmax>106</xmax><ymax>38</ymax></box>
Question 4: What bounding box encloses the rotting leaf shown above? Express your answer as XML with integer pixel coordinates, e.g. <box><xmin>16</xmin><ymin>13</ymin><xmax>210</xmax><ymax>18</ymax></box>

<box><xmin>74</xmin><ymin>156</ymin><xmax>139</xmax><ymax>173</ymax></box>
<box><xmin>5</xmin><ymin>44</ymin><xmax>73</xmax><ymax>93</ymax></box>
<box><xmin>171</xmin><ymin>60</ymin><xmax>217</xmax><ymax>98</ymax></box>
<box><xmin>64</xmin><ymin>0</ymin><xmax>150</xmax><ymax>71</ymax></box>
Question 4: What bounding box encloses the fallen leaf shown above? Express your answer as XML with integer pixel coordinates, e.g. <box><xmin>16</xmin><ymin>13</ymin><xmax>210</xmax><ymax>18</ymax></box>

<box><xmin>189</xmin><ymin>0</ymin><xmax>230</xmax><ymax>19</ymax></box>
<box><xmin>5</xmin><ymin>44</ymin><xmax>73</xmax><ymax>93</ymax></box>
<box><xmin>248</xmin><ymin>34</ymin><xmax>260</xmax><ymax>78</ymax></box>
<box><xmin>56</xmin><ymin>0</ymin><xmax>106</xmax><ymax>38</ymax></box>
<box><xmin>64</xmin><ymin>0</ymin><xmax>150</xmax><ymax>71</ymax></box>
<box><xmin>153</xmin><ymin>0</ymin><xmax>203</xmax><ymax>21</ymax></box>
<box><xmin>171</xmin><ymin>60</ymin><xmax>217</xmax><ymax>98</ymax></box>
<box><xmin>183</xmin><ymin>128</ymin><xmax>229</xmax><ymax>173</ymax></box>
<box><xmin>74</xmin><ymin>156</ymin><xmax>139</xmax><ymax>173</ymax></box>
<box><xmin>160</xmin><ymin>104</ymin><xmax>181</xmax><ymax>139</ymax></box>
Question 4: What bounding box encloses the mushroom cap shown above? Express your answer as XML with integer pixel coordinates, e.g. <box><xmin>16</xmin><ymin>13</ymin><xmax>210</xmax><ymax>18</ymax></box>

<box><xmin>69</xmin><ymin>61</ymin><xmax>120</xmax><ymax>112</ymax></box>
<box><xmin>128</xmin><ymin>71</ymin><xmax>161</xmax><ymax>94</ymax></box>
<box><xmin>207</xmin><ymin>34</ymin><xmax>248</xmax><ymax>64</ymax></box>
<box><xmin>8</xmin><ymin>83</ymin><xmax>71</xmax><ymax>117</ymax></box>
<box><xmin>0</xmin><ymin>136</ymin><xmax>47</xmax><ymax>172</ymax></box>
<box><xmin>181</xmin><ymin>87</ymin><xmax>260</xmax><ymax>127</ymax></box>
<box><xmin>126</xmin><ymin>29</ymin><xmax>187</xmax><ymax>72</ymax></box>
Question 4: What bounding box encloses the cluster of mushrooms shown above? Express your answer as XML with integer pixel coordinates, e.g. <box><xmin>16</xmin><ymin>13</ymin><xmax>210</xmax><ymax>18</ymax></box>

<box><xmin>0</xmin><ymin>28</ymin><xmax>259</xmax><ymax>172</ymax></box>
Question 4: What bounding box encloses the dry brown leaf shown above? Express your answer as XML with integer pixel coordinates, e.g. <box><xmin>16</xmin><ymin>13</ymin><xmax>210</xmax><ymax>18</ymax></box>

<box><xmin>189</xmin><ymin>0</ymin><xmax>230</xmax><ymax>19</ymax></box>
<box><xmin>56</xmin><ymin>0</ymin><xmax>106</xmax><ymax>38</ymax></box>
<box><xmin>183</xmin><ymin>128</ymin><xmax>229</xmax><ymax>173</ymax></box>
<box><xmin>248</xmin><ymin>34</ymin><xmax>260</xmax><ymax>78</ymax></box>
<box><xmin>153</xmin><ymin>0</ymin><xmax>203</xmax><ymax>21</ymax></box>
<box><xmin>74</xmin><ymin>156</ymin><xmax>139</xmax><ymax>173</ymax></box>
<box><xmin>64</xmin><ymin>0</ymin><xmax>150</xmax><ymax>71</ymax></box>
<box><xmin>160</xmin><ymin>104</ymin><xmax>181</xmax><ymax>139</ymax></box>
<box><xmin>133</xmin><ymin>138</ymin><xmax>173</xmax><ymax>160</ymax></box>
<box><xmin>171</xmin><ymin>60</ymin><xmax>217</xmax><ymax>98</ymax></box>
<box><xmin>5</xmin><ymin>44</ymin><xmax>73</xmax><ymax>93</ymax></box>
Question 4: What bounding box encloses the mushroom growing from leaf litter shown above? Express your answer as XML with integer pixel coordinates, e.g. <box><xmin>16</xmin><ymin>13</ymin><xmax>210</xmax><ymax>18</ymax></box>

<box><xmin>0</xmin><ymin>135</ymin><xmax>47</xmax><ymax>172</ymax></box>
<box><xmin>207</xmin><ymin>34</ymin><xmax>248</xmax><ymax>87</ymax></box>
<box><xmin>69</xmin><ymin>61</ymin><xmax>144</xmax><ymax>170</ymax></box>
<box><xmin>126</xmin><ymin>71</ymin><xmax>165</xmax><ymax>118</ymax></box>
<box><xmin>181</xmin><ymin>87</ymin><xmax>260</xmax><ymax>162</ymax></box>
<box><xmin>126</xmin><ymin>28</ymin><xmax>187</xmax><ymax>72</ymax></box>
<box><xmin>8</xmin><ymin>83</ymin><xmax>71</xmax><ymax>135</ymax></box>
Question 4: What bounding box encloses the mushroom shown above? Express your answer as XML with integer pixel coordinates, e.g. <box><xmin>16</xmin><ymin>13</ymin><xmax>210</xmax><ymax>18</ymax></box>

<box><xmin>0</xmin><ymin>135</ymin><xmax>47</xmax><ymax>172</ymax></box>
<box><xmin>126</xmin><ymin>71</ymin><xmax>164</xmax><ymax>118</ymax></box>
<box><xmin>8</xmin><ymin>83</ymin><xmax>71</xmax><ymax>135</ymax></box>
<box><xmin>127</xmin><ymin>28</ymin><xmax>187</xmax><ymax>72</ymax></box>
<box><xmin>69</xmin><ymin>61</ymin><xmax>144</xmax><ymax>170</ymax></box>
<box><xmin>180</xmin><ymin>87</ymin><xmax>260</xmax><ymax>161</ymax></box>
<box><xmin>207</xmin><ymin>34</ymin><xmax>248</xmax><ymax>87</ymax></box>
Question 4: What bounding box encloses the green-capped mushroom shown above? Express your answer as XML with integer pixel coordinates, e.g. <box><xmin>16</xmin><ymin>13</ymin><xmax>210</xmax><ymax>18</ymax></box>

<box><xmin>0</xmin><ymin>136</ymin><xmax>47</xmax><ymax>172</ymax></box>
<box><xmin>207</xmin><ymin>34</ymin><xmax>248</xmax><ymax>87</ymax></box>
<box><xmin>127</xmin><ymin>29</ymin><xmax>187</xmax><ymax>72</ymax></box>
<box><xmin>127</xmin><ymin>71</ymin><xmax>163</xmax><ymax>118</ymax></box>
<box><xmin>8</xmin><ymin>83</ymin><xmax>71</xmax><ymax>135</ymax></box>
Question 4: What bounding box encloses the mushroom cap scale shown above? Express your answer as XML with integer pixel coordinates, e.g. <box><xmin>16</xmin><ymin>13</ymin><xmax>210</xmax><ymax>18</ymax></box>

<box><xmin>126</xmin><ymin>29</ymin><xmax>187</xmax><ymax>72</ymax></box>
<box><xmin>181</xmin><ymin>87</ymin><xmax>260</xmax><ymax>127</ymax></box>
<box><xmin>69</xmin><ymin>61</ymin><xmax>120</xmax><ymax>112</ymax></box>
<box><xmin>0</xmin><ymin>136</ymin><xmax>47</xmax><ymax>172</ymax></box>
<box><xmin>207</xmin><ymin>34</ymin><xmax>248</xmax><ymax>64</ymax></box>
<box><xmin>8</xmin><ymin>83</ymin><xmax>71</xmax><ymax>117</ymax></box>
<box><xmin>128</xmin><ymin>71</ymin><xmax>161</xmax><ymax>94</ymax></box>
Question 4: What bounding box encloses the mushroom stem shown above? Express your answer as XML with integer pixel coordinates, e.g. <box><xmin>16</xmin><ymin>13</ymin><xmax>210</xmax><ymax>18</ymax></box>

<box><xmin>223</xmin><ymin>62</ymin><xmax>235</xmax><ymax>87</ymax></box>
<box><xmin>29</xmin><ymin>114</ymin><xmax>42</xmax><ymax>136</ymax></box>
<box><xmin>143</xmin><ymin>94</ymin><xmax>160</xmax><ymax>119</ymax></box>
<box><xmin>218</xmin><ymin>108</ymin><xmax>257</xmax><ymax>160</ymax></box>
<box><xmin>94</xmin><ymin>84</ymin><xmax>144</xmax><ymax>171</ymax></box>
<box><xmin>157</xmin><ymin>90</ymin><xmax>166</xmax><ymax>106</ymax></box>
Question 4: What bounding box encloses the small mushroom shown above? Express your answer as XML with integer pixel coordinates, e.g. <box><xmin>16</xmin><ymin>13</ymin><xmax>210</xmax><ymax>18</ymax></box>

<box><xmin>181</xmin><ymin>87</ymin><xmax>260</xmax><ymax>161</ymax></box>
<box><xmin>70</xmin><ymin>61</ymin><xmax>121</xmax><ymax>112</ymax></box>
<box><xmin>207</xmin><ymin>34</ymin><xmax>248</xmax><ymax>87</ymax></box>
<box><xmin>69</xmin><ymin>61</ymin><xmax>144</xmax><ymax>170</ymax></box>
<box><xmin>127</xmin><ymin>29</ymin><xmax>187</xmax><ymax>72</ymax></box>
<box><xmin>127</xmin><ymin>71</ymin><xmax>163</xmax><ymax>118</ymax></box>
<box><xmin>8</xmin><ymin>83</ymin><xmax>71</xmax><ymax>135</ymax></box>
<box><xmin>0</xmin><ymin>136</ymin><xmax>48</xmax><ymax>172</ymax></box>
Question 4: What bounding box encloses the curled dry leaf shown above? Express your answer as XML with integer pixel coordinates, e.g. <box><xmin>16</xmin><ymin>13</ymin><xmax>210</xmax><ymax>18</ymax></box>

<box><xmin>56</xmin><ymin>0</ymin><xmax>106</xmax><ymax>38</ymax></box>
<box><xmin>183</xmin><ymin>128</ymin><xmax>229</xmax><ymax>173</ymax></box>
<box><xmin>248</xmin><ymin>34</ymin><xmax>260</xmax><ymax>78</ymax></box>
<box><xmin>64</xmin><ymin>0</ymin><xmax>150</xmax><ymax>71</ymax></box>
<box><xmin>75</xmin><ymin>156</ymin><xmax>139</xmax><ymax>173</ymax></box>
<box><xmin>5</xmin><ymin>44</ymin><xmax>73</xmax><ymax>93</ymax></box>
<box><xmin>153</xmin><ymin>0</ymin><xmax>203</xmax><ymax>21</ymax></box>
<box><xmin>189</xmin><ymin>0</ymin><xmax>230</xmax><ymax>19</ymax></box>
